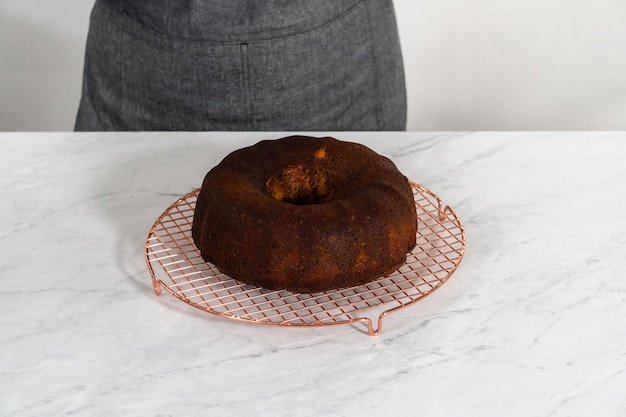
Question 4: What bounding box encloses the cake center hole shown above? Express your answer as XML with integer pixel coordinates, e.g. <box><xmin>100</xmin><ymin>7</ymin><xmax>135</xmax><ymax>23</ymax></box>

<box><xmin>266</xmin><ymin>165</ymin><xmax>339</xmax><ymax>205</ymax></box>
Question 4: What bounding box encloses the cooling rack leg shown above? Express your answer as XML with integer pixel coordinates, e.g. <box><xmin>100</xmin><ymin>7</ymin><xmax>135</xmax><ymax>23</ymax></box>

<box><xmin>152</xmin><ymin>278</ymin><xmax>162</xmax><ymax>296</ymax></box>
<box><xmin>365</xmin><ymin>316</ymin><xmax>385</xmax><ymax>336</ymax></box>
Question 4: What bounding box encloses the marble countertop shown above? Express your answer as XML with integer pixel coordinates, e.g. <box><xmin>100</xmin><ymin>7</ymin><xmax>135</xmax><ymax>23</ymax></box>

<box><xmin>2</xmin><ymin>132</ymin><xmax>625</xmax><ymax>416</ymax></box>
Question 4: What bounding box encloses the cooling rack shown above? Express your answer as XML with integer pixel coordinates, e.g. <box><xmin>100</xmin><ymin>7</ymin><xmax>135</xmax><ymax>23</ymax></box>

<box><xmin>145</xmin><ymin>182</ymin><xmax>465</xmax><ymax>336</ymax></box>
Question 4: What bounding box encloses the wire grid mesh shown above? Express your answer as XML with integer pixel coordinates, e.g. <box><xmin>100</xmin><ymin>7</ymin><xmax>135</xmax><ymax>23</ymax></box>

<box><xmin>145</xmin><ymin>182</ymin><xmax>465</xmax><ymax>335</ymax></box>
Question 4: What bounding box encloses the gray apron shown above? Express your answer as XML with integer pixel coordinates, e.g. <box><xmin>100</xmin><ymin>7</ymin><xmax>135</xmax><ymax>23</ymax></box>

<box><xmin>75</xmin><ymin>0</ymin><xmax>406</xmax><ymax>131</ymax></box>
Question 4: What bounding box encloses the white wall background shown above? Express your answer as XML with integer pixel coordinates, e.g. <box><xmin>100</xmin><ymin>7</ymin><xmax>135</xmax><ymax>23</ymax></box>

<box><xmin>1</xmin><ymin>0</ymin><xmax>626</xmax><ymax>131</ymax></box>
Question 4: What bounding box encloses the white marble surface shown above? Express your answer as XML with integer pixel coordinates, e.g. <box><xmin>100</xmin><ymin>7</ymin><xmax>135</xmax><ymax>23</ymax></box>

<box><xmin>1</xmin><ymin>132</ymin><xmax>626</xmax><ymax>416</ymax></box>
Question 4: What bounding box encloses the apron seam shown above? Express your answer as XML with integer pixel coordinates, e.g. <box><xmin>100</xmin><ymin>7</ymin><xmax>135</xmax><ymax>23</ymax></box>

<box><xmin>98</xmin><ymin>0</ymin><xmax>366</xmax><ymax>45</ymax></box>
<box><xmin>364</xmin><ymin>0</ymin><xmax>383</xmax><ymax>130</ymax></box>
<box><xmin>240</xmin><ymin>43</ymin><xmax>253</xmax><ymax>130</ymax></box>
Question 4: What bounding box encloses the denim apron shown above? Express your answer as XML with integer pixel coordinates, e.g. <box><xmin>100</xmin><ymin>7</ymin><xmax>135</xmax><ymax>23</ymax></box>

<box><xmin>75</xmin><ymin>0</ymin><xmax>406</xmax><ymax>131</ymax></box>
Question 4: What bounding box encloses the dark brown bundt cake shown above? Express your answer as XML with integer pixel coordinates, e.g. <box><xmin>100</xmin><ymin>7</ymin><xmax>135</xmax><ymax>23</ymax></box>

<box><xmin>191</xmin><ymin>136</ymin><xmax>417</xmax><ymax>293</ymax></box>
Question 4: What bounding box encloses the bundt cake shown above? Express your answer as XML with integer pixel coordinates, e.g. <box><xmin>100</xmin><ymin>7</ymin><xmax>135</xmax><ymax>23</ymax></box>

<box><xmin>191</xmin><ymin>136</ymin><xmax>417</xmax><ymax>293</ymax></box>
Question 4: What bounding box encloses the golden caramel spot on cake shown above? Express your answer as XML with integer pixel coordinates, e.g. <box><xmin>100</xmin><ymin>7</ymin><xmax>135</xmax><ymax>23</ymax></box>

<box><xmin>355</xmin><ymin>251</ymin><xmax>369</xmax><ymax>268</ymax></box>
<box><xmin>386</xmin><ymin>225</ymin><xmax>403</xmax><ymax>255</ymax></box>
<box><xmin>354</xmin><ymin>242</ymin><xmax>375</xmax><ymax>271</ymax></box>
<box><xmin>283</xmin><ymin>250</ymin><xmax>305</xmax><ymax>273</ymax></box>
<box><xmin>314</xmin><ymin>147</ymin><xmax>327</xmax><ymax>160</ymax></box>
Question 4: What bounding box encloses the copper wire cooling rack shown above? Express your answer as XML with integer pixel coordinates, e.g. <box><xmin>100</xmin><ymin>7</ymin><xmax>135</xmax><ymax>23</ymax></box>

<box><xmin>145</xmin><ymin>182</ymin><xmax>465</xmax><ymax>336</ymax></box>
